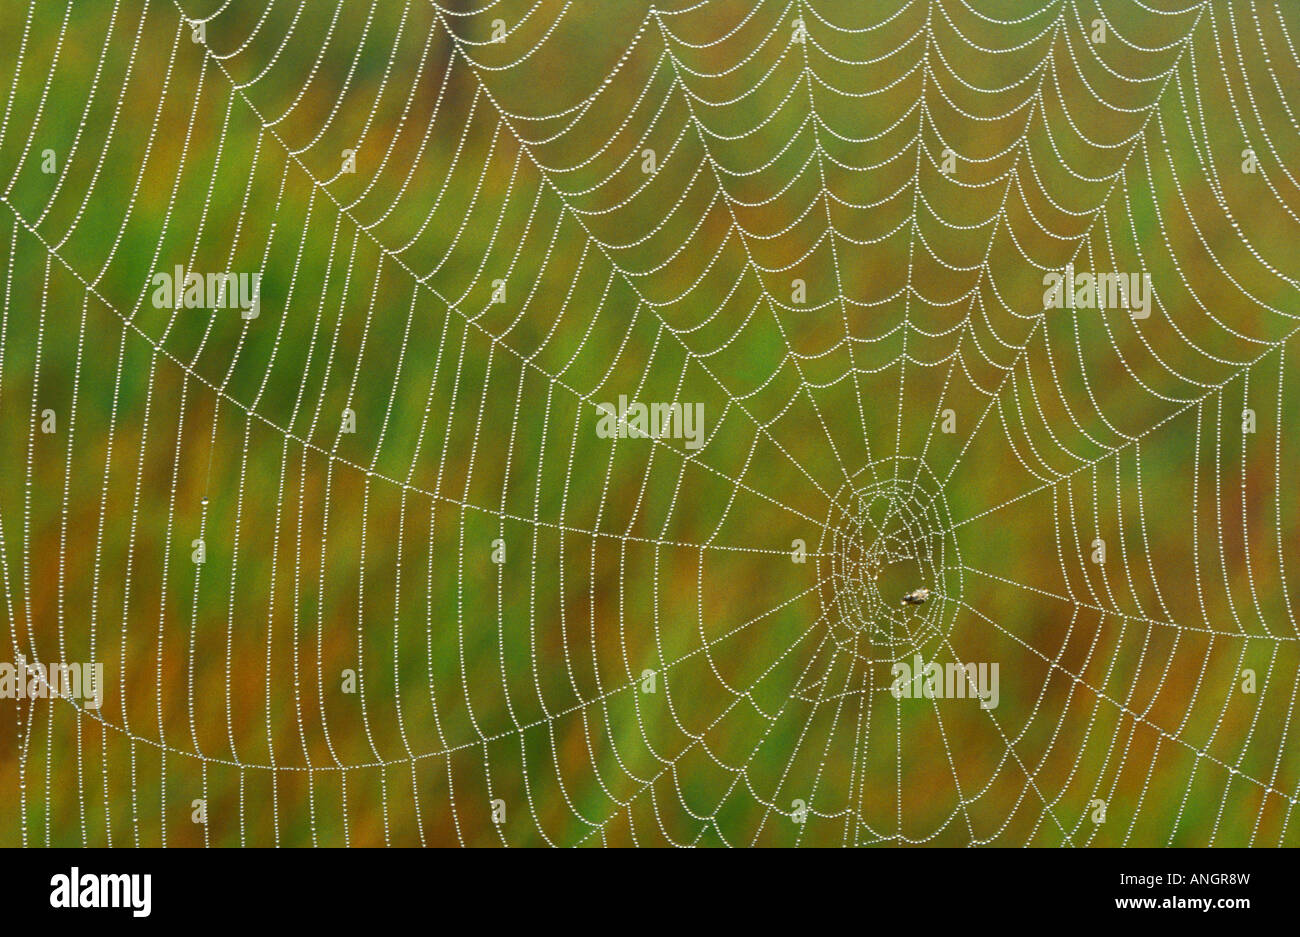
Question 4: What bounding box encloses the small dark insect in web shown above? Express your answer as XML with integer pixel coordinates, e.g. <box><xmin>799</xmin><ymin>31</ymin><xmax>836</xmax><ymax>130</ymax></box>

<box><xmin>901</xmin><ymin>588</ymin><xmax>930</xmax><ymax>607</ymax></box>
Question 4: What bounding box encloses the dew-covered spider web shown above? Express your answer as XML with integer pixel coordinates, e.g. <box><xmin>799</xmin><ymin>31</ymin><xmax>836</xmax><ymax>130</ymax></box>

<box><xmin>1</xmin><ymin>0</ymin><xmax>1298</xmax><ymax>847</ymax></box>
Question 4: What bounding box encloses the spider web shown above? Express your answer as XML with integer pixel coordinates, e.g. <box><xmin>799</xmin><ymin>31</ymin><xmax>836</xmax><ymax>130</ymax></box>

<box><xmin>1</xmin><ymin>0</ymin><xmax>1298</xmax><ymax>847</ymax></box>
